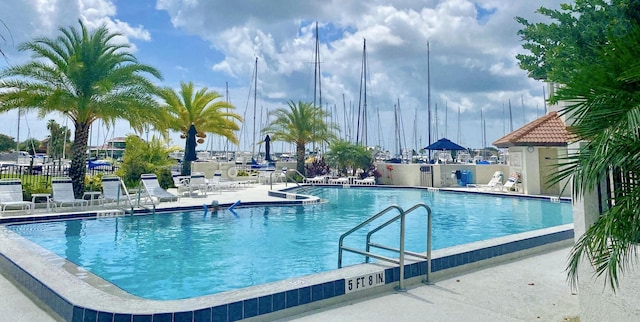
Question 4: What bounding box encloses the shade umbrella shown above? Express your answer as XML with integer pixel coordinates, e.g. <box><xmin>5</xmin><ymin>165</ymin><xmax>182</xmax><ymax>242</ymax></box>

<box><xmin>182</xmin><ymin>123</ymin><xmax>197</xmax><ymax>175</ymax></box>
<box><xmin>264</xmin><ymin>134</ymin><xmax>272</xmax><ymax>162</ymax></box>
<box><xmin>424</xmin><ymin>137</ymin><xmax>466</xmax><ymax>151</ymax></box>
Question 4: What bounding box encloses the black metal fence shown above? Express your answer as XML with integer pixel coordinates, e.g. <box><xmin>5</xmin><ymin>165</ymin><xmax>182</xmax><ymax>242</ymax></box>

<box><xmin>0</xmin><ymin>163</ymin><xmax>117</xmax><ymax>187</ymax></box>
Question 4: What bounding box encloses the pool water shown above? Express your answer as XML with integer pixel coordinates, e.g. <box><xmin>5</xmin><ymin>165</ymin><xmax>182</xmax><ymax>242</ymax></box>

<box><xmin>8</xmin><ymin>187</ymin><xmax>572</xmax><ymax>300</ymax></box>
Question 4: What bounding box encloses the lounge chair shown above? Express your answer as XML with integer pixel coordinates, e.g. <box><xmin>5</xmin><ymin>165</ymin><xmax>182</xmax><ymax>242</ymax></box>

<box><xmin>172</xmin><ymin>174</ymin><xmax>191</xmax><ymax>196</ymax></box>
<box><xmin>474</xmin><ymin>171</ymin><xmax>504</xmax><ymax>191</ymax></box>
<box><xmin>504</xmin><ymin>173</ymin><xmax>521</xmax><ymax>192</ymax></box>
<box><xmin>354</xmin><ymin>177</ymin><xmax>376</xmax><ymax>185</ymax></box>
<box><xmin>0</xmin><ymin>179</ymin><xmax>34</xmax><ymax>215</ymax></box>
<box><xmin>328</xmin><ymin>177</ymin><xmax>349</xmax><ymax>184</ymax></box>
<box><xmin>140</xmin><ymin>174</ymin><xmax>178</xmax><ymax>202</ymax></box>
<box><xmin>186</xmin><ymin>172</ymin><xmax>208</xmax><ymax>197</ymax></box>
<box><xmin>51</xmin><ymin>177</ymin><xmax>89</xmax><ymax>208</ymax></box>
<box><xmin>303</xmin><ymin>176</ymin><xmax>326</xmax><ymax>184</ymax></box>
<box><xmin>207</xmin><ymin>171</ymin><xmax>238</xmax><ymax>192</ymax></box>
<box><xmin>101</xmin><ymin>175</ymin><xmax>134</xmax><ymax>207</ymax></box>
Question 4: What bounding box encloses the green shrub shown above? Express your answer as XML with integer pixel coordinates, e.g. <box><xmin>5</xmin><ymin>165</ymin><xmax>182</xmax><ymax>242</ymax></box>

<box><xmin>22</xmin><ymin>181</ymin><xmax>51</xmax><ymax>201</ymax></box>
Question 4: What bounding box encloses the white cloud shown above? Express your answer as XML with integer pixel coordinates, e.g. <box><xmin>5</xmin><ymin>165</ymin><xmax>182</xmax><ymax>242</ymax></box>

<box><xmin>2</xmin><ymin>0</ymin><xmax>564</xmax><ymax>150</ymax></box>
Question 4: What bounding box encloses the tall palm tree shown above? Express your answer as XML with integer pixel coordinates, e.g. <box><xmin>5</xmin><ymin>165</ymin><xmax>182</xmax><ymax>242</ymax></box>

<box><xmin>0</xmin><ymin>20</ymin><xmax>163</xmax><ymax>197</ymax></box>
<box><xmin>158</xmin><ymin>81</ymin><xmax>242</xmax><ymax>174</ymax></box>
<box><xmin>263</xmin><ymin>100</ymin><xmax>338</xmax><ymax>175</ymax></box>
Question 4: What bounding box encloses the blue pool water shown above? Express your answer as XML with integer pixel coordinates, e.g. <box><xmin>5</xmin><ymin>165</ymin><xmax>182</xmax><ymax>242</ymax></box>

<box><xmin>8</xmin><ymin>187</ymin><xmax>572</xmax><ymax>300</ymax></box>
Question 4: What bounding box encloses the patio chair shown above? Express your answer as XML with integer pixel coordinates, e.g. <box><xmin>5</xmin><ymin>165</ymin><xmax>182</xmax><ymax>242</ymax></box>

<box><xmin>303</xmin><ymin>176</ymin><xmax>326</xmax><ymax>184</ymax></box>
<box><xmin>51</xmin><ymin>177</ymin><xmax>89</xmax><ymax>209</ymax></box>
<box><xmin>475</xmin><ymin>171</ymin><xmax>504</xmax><ymax>191</ymax></box>
<box><xmin>504</xmin><ymin>173</ymin><xmax>521</xmax><ymax>192</ymax></box>
<box><xmin>328</xmin><ymin>177</ymin><xmax>349</xmax><ymax>184</ymax></box>
<box><xmin>0</xmin><ymin>178</ymin><xmax>34</xmax><ymax>215</ymax></box>
<box><xmin>207</xmin><ymin>171</ymin><xmax>237</xmax><ymax>192</ymax></box>
<box><xmin>140</xmin><ymin>174</ymin><xmax>178</xmax><ymax>203</ymax></box>
<box><xmin>172</xmin><ymin>174</ymin><xmax>191</xmax><ymax>196</ymax></box>
<box><xmin>185</xmin><ymin>172</ymin><xmax>208</xmax><ymax>197</ymax></box>
<box><xmin>101</xmin><ymin>175</ymin><xmax>134</xmax><ymax>207</ymax></box>
<box><xmin>354</xmin><ymin>177</ymin><xmax>376</xmax><ymax>185</ymax></box>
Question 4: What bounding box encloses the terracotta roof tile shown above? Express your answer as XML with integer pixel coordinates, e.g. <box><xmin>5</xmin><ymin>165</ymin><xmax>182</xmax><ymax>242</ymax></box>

<box><xmin>493</xmin><ymin>111</ymin><xmax>571</xmax><ymax>148</ymax></box>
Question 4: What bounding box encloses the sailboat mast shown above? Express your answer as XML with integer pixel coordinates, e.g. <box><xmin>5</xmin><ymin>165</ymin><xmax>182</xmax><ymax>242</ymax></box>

<box><xmin>508</xmin><ymin>99</ymin><xmax>514</xmax><ymax>132</ymax></box>
<box><xmin>252</xmin><ymin>57</ymin><xmax>258</xmax><ymax>158</ymax></box>
<box><xmin>356</xmin><ymin>38</ymin><xmax>368</xmax><ymax>146</ymax></box>
<box><xmin>16</xmin><ymin>109</ymin><xmax>21</xmax><ymax>151</ymax></box>
<box><xmin>543</xmin><ymin>85</ymin><xmax>548</xmax><ymax>114</ymax></box>
<box><xmin>427</xmin><ymin>41</ymin><xmax>432</xmax><ymax>161</ymax></box>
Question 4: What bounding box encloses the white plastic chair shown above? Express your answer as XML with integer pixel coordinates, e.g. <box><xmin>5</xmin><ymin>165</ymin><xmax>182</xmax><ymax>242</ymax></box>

<box><xmin>51</xmin><ymin>177</ymin><xmax>89</xmax><ymax>209</ymax></box>
<box><xmin>140</xmin><ymin>174</ymin><xmax>178</xmax><ymax>202</ymax></box>
<box><xmin>0</xmin><ymin>179</ymin><xmax>33</xmax><ymax>215</ymax></box>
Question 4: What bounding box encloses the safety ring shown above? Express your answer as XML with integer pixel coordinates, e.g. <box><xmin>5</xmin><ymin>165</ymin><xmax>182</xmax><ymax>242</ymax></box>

<box><xmin>227</xmin><ymin>167</ymin><xmax>238</xmax><ymax>177</ymax></box>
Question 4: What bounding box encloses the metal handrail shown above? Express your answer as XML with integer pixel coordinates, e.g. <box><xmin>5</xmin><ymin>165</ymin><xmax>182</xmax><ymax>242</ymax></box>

<box><xmin>338</xmin><ymin>203</ymin><xmax>432</xmax><ymax>291</ymax></box>
<box><xmin>338</xmin><ymin>205</ymin><xmax>404</xmax><ymax>268</ymax></box>
<box><xmin>365</xmin><ymin>203</ymin><xmax>432</xmax><ymax>288</ymax></box>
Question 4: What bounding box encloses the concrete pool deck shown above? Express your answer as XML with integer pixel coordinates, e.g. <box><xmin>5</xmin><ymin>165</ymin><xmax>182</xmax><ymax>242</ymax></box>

<box><xmin>0</xmin><ymin>182</ymin><xmax>579</xmax><ymax>321</ymax></box>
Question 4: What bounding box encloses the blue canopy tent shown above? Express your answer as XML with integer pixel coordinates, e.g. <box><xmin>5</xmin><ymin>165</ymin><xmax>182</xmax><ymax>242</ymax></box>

<box><xmin>424</xmin><ymin>138</ymin><xmax>466</xmax><ymax>151</ymax></box>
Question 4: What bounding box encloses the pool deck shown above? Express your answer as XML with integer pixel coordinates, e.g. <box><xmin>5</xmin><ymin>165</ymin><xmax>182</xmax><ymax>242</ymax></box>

<box><xmin>0</xmin><ymin>182</ymin><xmax>580</xmax><ymax>321</ymax></box>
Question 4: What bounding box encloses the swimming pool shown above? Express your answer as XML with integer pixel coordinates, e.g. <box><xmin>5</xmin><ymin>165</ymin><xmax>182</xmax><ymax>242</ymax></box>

<box><xmin>7</xmin><ymin>187</ymin><xmax>572</xmax><ymax>301</ymax></box>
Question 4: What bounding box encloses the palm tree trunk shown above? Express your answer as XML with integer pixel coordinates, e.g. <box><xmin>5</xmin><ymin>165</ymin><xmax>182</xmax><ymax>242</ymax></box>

<box><xmin>69</xmin><ymin>122</ymin><xmax>89</xmax><ymax>198</ymax></box>
<box><xmin>296</xmin><ymin>141</ymin><xmax>306</xmax><ymax>176</ymax></box>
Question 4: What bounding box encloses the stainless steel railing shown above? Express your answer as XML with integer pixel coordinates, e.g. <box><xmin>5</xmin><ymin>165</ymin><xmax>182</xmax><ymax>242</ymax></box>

<box><xmin>338</xmin><ymin>203</ymin><xmax>432</xmax><ymax>290</ymax></box>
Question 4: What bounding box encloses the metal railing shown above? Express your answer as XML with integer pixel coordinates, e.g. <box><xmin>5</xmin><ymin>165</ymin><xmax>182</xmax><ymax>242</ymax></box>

<box><xmin>338</xmin><ymin>203</ymin><xmax>432</xmax><ymax>290</ymax></box>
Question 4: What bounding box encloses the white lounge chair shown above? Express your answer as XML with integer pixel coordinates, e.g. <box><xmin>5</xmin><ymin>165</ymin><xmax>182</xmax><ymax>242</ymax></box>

<box><xmin>172</xmin><ymin>174</ymin><xmax>191</xmax><ymax>196</ymax></box>
<box><xmin>101</xmin><ymin>175</ymin><xmax>134</xmax><ymax>207</ymax></box>
<box><xmin>140</xmin><ymin>174</ymin><xmax>178</xmax><ymax>202</ymax></box>
<box><xmin>328</xmin><ymin>177</ymin><xmax>349</xmax><ymax>184</ymax></box>
<box><xmin>477</xmin><ymin>171</ymin><xmax>504</xmax><ymax>191</ymax></box>
<box><xmin>354</xmin><ymin>177</ymin><xmax>376</xmax><ymax>185</ymax></box>
<box><xmin>207</xmin><ymin>171</ymin><xmax>238</xmax><ymax>192</ymax></box>
<box><xmin>186</xmin><ymin>172</ymin><xmax>208</xmax><ymax>197</ymax></box>
<box><xmin>0</xmin><ymin>179</ymin><xmax>34</xmax><ymax>215</ymax></box>
<box><xmin>504</xmin><ymin>173</ymin><xmax>521</xmax><ymax>192</ymax></box>
<box><xmin>51</xmin><ymin>177</ymin><xmax>89</xmax><ymax>209</ymax></box>
<box><xmin>303</xmin><ymin>176</ymin><xmax>326</xmax><ymax>184</ymax></box>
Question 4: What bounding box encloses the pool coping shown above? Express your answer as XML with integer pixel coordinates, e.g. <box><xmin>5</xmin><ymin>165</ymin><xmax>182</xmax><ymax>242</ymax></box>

<box><xmin>0</xmin><ymin>186</ymin><xmax>574</xmax><ymax>322</ymax></box>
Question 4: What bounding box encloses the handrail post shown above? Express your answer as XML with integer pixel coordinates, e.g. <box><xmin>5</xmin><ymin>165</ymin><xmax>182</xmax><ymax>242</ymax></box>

<box><xmin>397</xmin><ymin>211</ymin><xmax>406</xmax><ymax>291</ymax></box>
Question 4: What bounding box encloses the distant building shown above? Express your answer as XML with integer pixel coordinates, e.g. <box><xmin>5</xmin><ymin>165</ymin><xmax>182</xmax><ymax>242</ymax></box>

<box><xmin>88</xmin><ymin>137</ymin><xmax>127</xmax><ymax>160</ymax></box>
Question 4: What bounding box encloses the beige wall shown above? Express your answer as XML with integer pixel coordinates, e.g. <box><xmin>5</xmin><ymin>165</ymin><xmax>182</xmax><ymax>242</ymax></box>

<box><xmin>374</xmin><ymin>163</ymin><xmax>508</xmax><ymax>188</ymax></box>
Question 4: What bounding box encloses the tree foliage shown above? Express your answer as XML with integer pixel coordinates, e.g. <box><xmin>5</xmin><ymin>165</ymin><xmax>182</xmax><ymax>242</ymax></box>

<box><xmin>325</xmin><ymin>139</ymin><xmax>373</xmax><ymax>176</ymax></box>
<box><xmin>518</xmin><ymin>0</ymin><xmax>640</xmax><ymax>291</ymax></box>
<box><xmin>515</xmin><ymin>0</ymin><xmax>636</xmax><ymax>82</ymax></box>
<box><xmin>0</xmin><ymin>134</ymin><xmax>15</xmax><ymax>151</ymax></box>
<box><xmin>158</xmin><ymin>81</ymin><xmax>242</xmax><ymax>174</ymax></box>
<box><xmin>0</xmin><ymin>20</ymin><xmax>163</xmax><ymax>197</ymax></box>
<box><xmin>262</xmin><ymin>100</ymin><xmax>338</xmax><ymax>175</ymax></box>
<box><xmin>116</xmin><ymin>135</ymin><xmax>175</xmax><ymax>189</ymax></box>
<box><xmin>47</xmin><ymin>119</ymin><xmax>71</xmax><ymax>159</ymax></box>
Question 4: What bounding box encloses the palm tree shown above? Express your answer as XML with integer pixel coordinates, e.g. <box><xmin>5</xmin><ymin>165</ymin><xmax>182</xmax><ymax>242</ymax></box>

<box><xmin>325</xmin><ymin>139</ymin><xmax>373</xmax><ymax>176</ymax></box>
<box><xmin>262</xmin><ymin>100</ymin><xmax>338</xmax><ymax>175</ymax></box>
<box><xmin>0</xmin><ymin>20</ymin><xmax>163</xmax><ymax>197</ymax></box>
<box><xmin>158</xmin><ymin>81</ymin><xmax>242</xmax><ymax>174</ymax></box>
<box><xmin>550</xmin><ymin>24</ymin><xmax>640</xmax><ymax>291</ymax></box>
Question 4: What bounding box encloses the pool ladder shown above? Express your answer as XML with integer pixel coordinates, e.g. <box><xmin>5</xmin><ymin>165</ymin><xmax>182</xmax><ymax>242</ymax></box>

<box><xmin>338</xmin><ymin>203</ymin><xmax>432</xmax><ymax>291</ymax></box>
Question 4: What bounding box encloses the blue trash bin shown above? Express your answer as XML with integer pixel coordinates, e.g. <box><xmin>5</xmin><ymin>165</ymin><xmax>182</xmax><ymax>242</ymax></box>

<box><xmin>460</xmin><ymin>170</ymin><xmax>472</xmax><ymax>186</ymax></box>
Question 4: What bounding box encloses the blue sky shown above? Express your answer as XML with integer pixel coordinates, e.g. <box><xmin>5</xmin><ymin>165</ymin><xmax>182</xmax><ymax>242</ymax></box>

<box><xmin>0</xmin><ymin>0</ymin><xmax>564</xmax><ymax>154</ymax></box>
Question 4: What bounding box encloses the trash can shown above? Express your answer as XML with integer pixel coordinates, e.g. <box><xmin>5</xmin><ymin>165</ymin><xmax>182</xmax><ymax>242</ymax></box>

<box><xmin>460</xmin><ymin>170</ymin><xmax>472</xmax><ymax>186</ymax></box>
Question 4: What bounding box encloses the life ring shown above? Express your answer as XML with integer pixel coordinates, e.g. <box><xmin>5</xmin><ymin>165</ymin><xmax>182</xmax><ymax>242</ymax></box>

<box><xmin>227</xmin><ymin>167</ymin><xmax>238</xmax><ymax>178</ymax></box>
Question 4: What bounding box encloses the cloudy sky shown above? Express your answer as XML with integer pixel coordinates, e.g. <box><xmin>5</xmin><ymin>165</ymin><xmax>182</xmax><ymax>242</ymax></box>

<box><xmin>0</xmin><ymin>0</ymin><xmax>563</xmax><ymax>154</ymax></box>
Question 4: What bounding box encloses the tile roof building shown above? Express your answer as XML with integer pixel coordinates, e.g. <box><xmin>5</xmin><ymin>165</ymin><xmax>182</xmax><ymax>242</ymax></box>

<box><xmin>492</xmin><ymin>111</ymin><xmax>571</xmax><ymax>148</ymax></box>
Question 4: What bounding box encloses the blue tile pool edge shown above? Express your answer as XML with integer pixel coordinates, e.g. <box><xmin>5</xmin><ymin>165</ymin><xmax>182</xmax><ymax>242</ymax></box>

<box><xmin>0</xmin><ymin>224</ymin><xmax>574</xmax><ymax>322</ymax></box>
